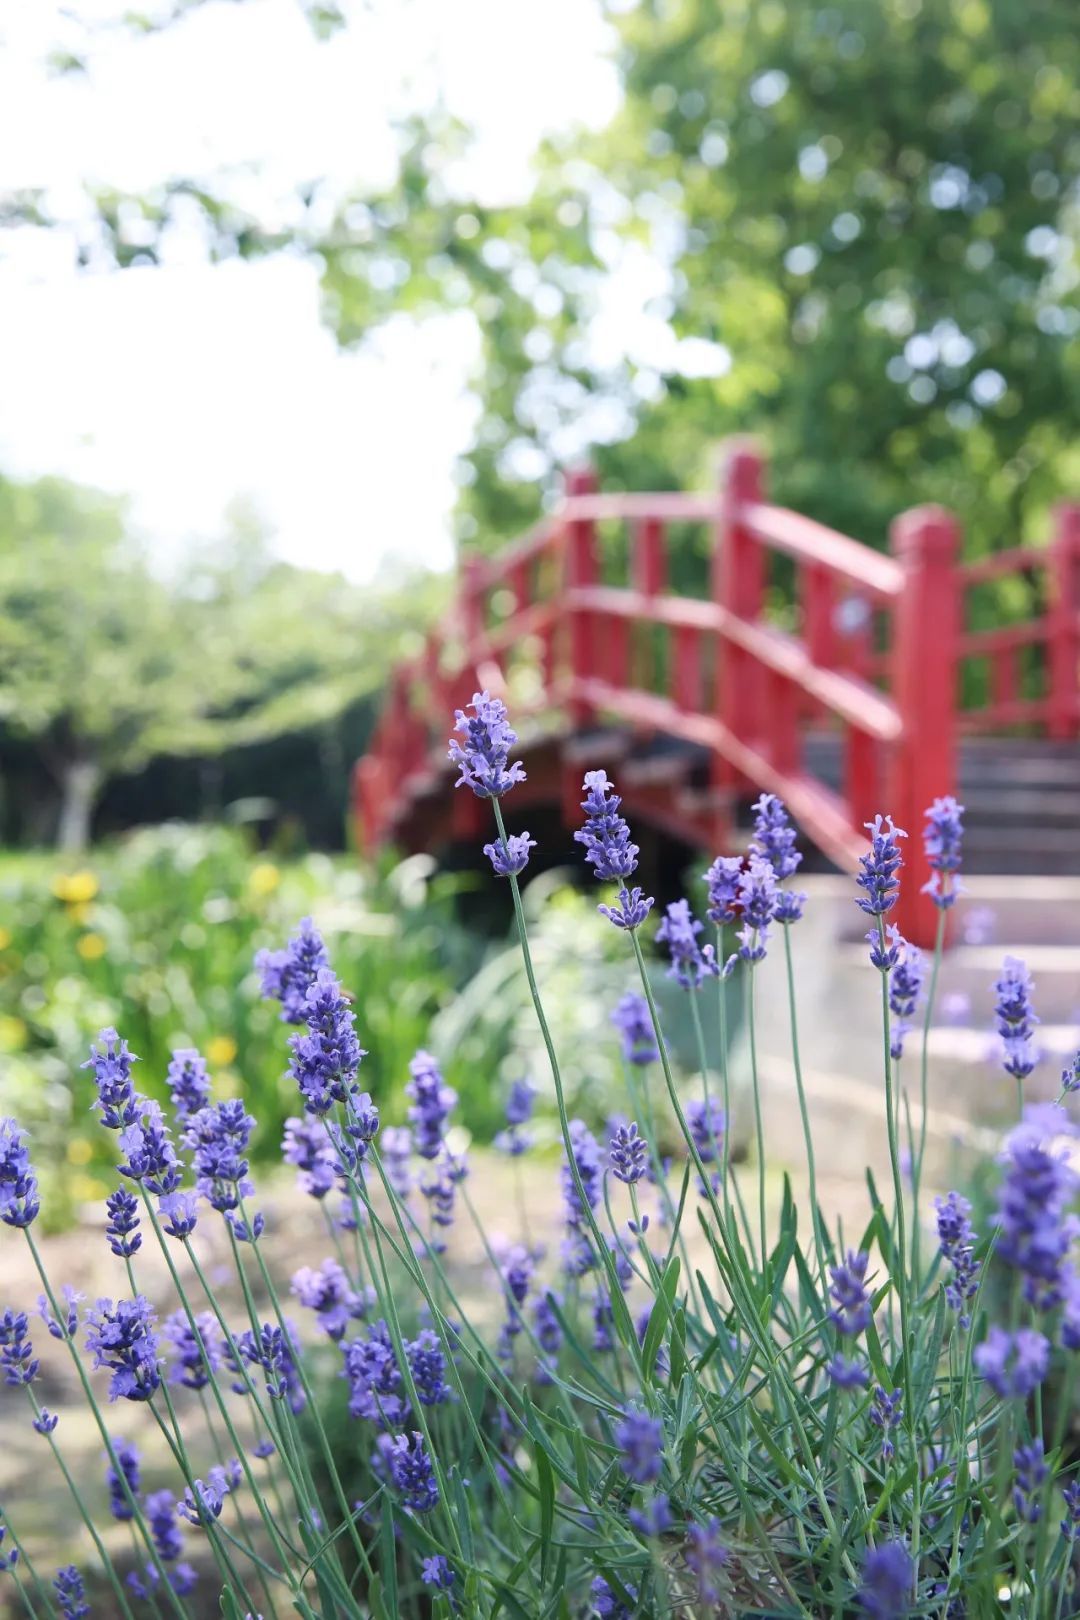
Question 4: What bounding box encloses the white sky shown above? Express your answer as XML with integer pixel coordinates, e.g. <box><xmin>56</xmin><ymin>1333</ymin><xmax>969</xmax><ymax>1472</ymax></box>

<box><xmin>0</xmin><ymin>0</ymin><xmax>621</xmax><ymax>581</ymax></box>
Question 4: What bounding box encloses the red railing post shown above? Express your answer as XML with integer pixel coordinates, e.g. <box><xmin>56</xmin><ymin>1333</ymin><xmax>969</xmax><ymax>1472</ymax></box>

<box><xmin>715</xmin><ymin>439</ymin><xmax>765</xmax><ymax>770</ymax></box>
<box><xmin>1048</xmin><ymin>503</ymin><xmax>1080</xmax><ymax>741</ymax></box>
<box><xmin>565</xmin><ymin>465</ymin><xmax>599</xmax><ymax>724</ymax></box>
<box><xmin>888</xmin><ymin>505</ymin><xmax>959</xmax><ymax>948</ymax></box>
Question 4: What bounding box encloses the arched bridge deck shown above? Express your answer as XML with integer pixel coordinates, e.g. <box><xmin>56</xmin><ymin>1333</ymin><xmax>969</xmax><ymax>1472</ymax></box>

<box><xmin>354</xmin><ymin>444</ymin><xmax>1080</xmax><ymax>947</ymax></box>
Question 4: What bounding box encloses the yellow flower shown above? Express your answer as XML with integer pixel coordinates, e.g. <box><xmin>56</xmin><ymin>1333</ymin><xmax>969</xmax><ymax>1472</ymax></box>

<box><xmin>0</xmin><ymin>927</ymin><xmax>11</xmax><ymax>950</ymax></box>
<box><xmin>66</xmin><ymin>1137</ymin><xmax>93</xmax><ymax>1166</ymax></box>
<box><xmin>52</xmin><ymin>870</ymin><xmax>99</xmax><ymax>904</ymax></box>
<box><xmin>207</xmin><ymin>1035</ymin><xmax>238</xmax><ymax>1068</ymax></box>
<box><xmin>0</xmin><ymin>1015</ymin><xmax>26</xmax><ymax>1052</ymax></box>
<box><xmin>68</xmin><ymin>902</ymin><xmax>90</xmax><ymax>927</ymax></box>
<box><xmin>248</xmin><ymin>862</ymin><xmax>281</xmax><ymax>897</ymax></box>
<box><xmin>76</xmin><ymin>933</ymin><xmax>107</xmax><ymax>961</ymax></box>
<box><xmin>70</xmin><ymin>1173</ymin><xmax>109</xmax><ymax>1204</ymax></box>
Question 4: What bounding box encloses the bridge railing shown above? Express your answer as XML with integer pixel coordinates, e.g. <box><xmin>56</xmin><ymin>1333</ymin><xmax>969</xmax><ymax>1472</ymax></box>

<box><xmin>355</xmin><ymin>444</ymin><xmax>1080</xmax><ymax>947</ymax></box>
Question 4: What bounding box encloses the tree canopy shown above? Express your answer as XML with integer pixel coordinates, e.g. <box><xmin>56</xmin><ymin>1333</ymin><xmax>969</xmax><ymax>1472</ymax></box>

<box><xmin>10</xmin><ymin>0</ymin><xmax>1078</xmax><ymax>561</ymax></box>
<box><xmin>0</xmin><ymin>476</ymin><xmax>445</xmax><ymax>846</ymax></box>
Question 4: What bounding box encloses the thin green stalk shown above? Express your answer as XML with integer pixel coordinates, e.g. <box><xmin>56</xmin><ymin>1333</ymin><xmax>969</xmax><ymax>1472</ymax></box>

<box><xmin>22</xmin><ymin>1229</ymin><xmax>190</xmax><ymax>1620</ymax></box>
<box><xmin>493</xmin><ymin>799</ymin><xmax>642</xmax><ymax>1371</ymax></box>
<box><xmin>875</xmin><ymin>917</ymin><xmax>919</xmax><ymax>1569</ymax></box>
<box><xmin>746</xmin><ymin>962</ymin><xmax>768</xmax><ymax>1264</ymax></box>
<box><xmin>782</xmin><ymin>922</ymin><xmax>828</xmax><ymax>1292</ymax></box>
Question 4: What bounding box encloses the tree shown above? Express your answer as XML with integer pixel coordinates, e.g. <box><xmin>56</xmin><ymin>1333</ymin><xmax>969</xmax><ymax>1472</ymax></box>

<box><xmin>0</xmin><ymin>476</ymin><xmax>446</xmax><ymax>848</ymax></box>
<box><xmin>7</xmin><ymin>0</ymin><xmax>1079</xmax><ymax>558</ymax></box>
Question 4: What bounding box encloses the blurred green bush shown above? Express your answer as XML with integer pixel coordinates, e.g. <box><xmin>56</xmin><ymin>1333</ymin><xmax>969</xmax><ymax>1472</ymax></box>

<box><xmin>0</xmin><ymin>825</ymin><xmax>716</xmax><ymax>1226</ymax></box>
<box><xmin>0</xmin><ymin>825</ymin><xmax>484</xmax><ymax>1221</ymax></box>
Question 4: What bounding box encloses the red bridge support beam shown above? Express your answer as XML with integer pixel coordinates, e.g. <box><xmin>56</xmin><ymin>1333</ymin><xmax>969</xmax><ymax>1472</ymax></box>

<box><xmin>1049</xmin><ymin>503</ymin><xmax>1080</xmax><ymax>742</ymax></box>
<box><xmin>714</xmin><ymin>441</ymin><xmax>765</xmax><ymax>829</ymax></box>
<box><xmin>566</xmin><ymin>465</ymin><xmax>599</xmax><ymax>728</ymax></box>
<box><xmin>888</xmin><ymin>505</ymin><xmax>960</xmax><ymax>948</ymax></box>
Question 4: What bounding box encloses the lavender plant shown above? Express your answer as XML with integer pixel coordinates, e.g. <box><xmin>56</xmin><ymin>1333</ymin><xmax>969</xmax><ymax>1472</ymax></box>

<box><xmin>3</xmin><ymin>692</ymin><xmax>1080</xmax><ymax>1617</ymax></box>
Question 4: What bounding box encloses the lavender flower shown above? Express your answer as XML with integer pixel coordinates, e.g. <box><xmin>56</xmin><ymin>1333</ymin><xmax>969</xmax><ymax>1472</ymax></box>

<box><xmin>420</xmin><ymin>1148</ymin><xmax>467</xmax><ymax>1242</ymax></box>
<box><xmin>422</xmin><ymin>1555</ymin><xmax>455</xmax><ymax>1591</ymax></box>
<box><xmin>53</xmin><ymin>1566</ymin><xmax>89</xmax><ymax>1620</ymax></box>
<box><xmin>104</xmin><ymin>1189</ymin><xmax>142</xmax><ymax>1259</ymax></box>
<box><xmin>974</xmin><ymin>1326</ymin><xmax>1050</xmax><ymax>1398</ymax></box>
<box><xmin>687</xmin><ymin>1096</ymin><xmax>725</xmax><ymax>1168</ymax></box>
<box><xmin>117</xmin><ymin>1097</ymin><xmax>182</xmax><ymax>1197</ymax></box>
<box><xmin>922</xmin><ymin>795</ymin><xmax>964</xmax><ymax>911</ymax></box>
<box><xmin>183</xmin><ymin>1099</ymin><xmax>254</xmax><ymax>1214</ymax></box>
<box><xmin>628</xmin><ymin>1494</ymin><xmax>671</xmax><ymax>1537</ymax></box>
<box><xmin>495</xmin><ymin>1078</ymin><xmax>537</xmax><ymax>1156</ymax></box>
<box><xmin>166</xmin><ymin>1049</ymin><xmax>211</xmax><ymax>1124</ymax></box>
<box><xmin>934</xmin><ymin>1192</ymin><xmax>981</xmax><ymax>1326</ymax></box>
<box><xmin>258</xmin><ymin>916</ymin><xmax>330</xmax><ymax>1024</ymax></box>
<box><xmin>0</xmin><ymin>1119</ymin><xmax>40</xmax><ymax>1229</ymax></box>
<box><xmin>868</xmin><ymin>923</ymin><xmax>903</xmax><ymax>973</ymax></box>
<box><xmin>1061</xmin><ymin>1479</ymin><xmax>1080</xmax><ymax>1539</ymax></box>
<box><xmin>448</xmin><ymin>690</ymin><xmax>525</xmax><ymax>799</ymax></box>
<box><xmin>484</xmin><ymin>830</ymin><xmax>536</xmax><ymax>877</ymax></box>
<box><xmin>289</xmin><ymin>968</ymin><xmax>367</xmax><ymax>1116</ymax></box>
<box><xmin>729</xmin><ymin>855</ymin><xmax>778</xmax><ymax>966</ymax></box>
<box><xmin>685</xmin><ymin>1517</ymin><xmax>728</xmax><ymax>1604</ymax></box>
<box><xmin>575</xmin><ymin>771</ymin><xmax>654</xmax><ymax>929</ymax></box>
<box><xmin>144</xmin><ymin>1488</ymin><xmax>186</xmax><ymax>1564</ymax></box>
<box><xmin>856</xmin><ymin>815</ymin><xmax>906</xmax><ymax>919</ymax></box>
<box><xmin>751</xmin><ymin>792</ymin><xmax>806</xmax><ymax>922</ymax></box>
<box><xmin>178</xmin><ymin>1467</ymin><xmax>234</xmax><ymax>1527</ymax></box>
<box><xmin>994</xmin><ymin>956</ymin><xmax>1039</xmax><ymax>1082</ymax></box>
<box><xmin>0</xmin><ymin>1310</ymin><xmax>38</xmax><ymax>1387</ymax></box>
<box><xmin>343</xmin><ymin>1320</ymin><xmax>407</xmax><ymax>1426</ymax></box>
<box><xmin>615</xmin><ymin>1408</ymin><xmax>663</xmax><ymax>1484</ymax></box>
<box><xmin>829</xmin><ymin>1250</ymin><xmax>873</xmax><ymax>1336</ymax></box>
<box><xmin>590</xmin><ymin>1575</ymin><xmax>637</xmax><ymax>1618</ymax></box>
<box><xmin>85</xmin><ymin>1297</ymin><xmax>161</xmax><ymax>1402</ymax></box>
<box><xmin>994</xmin><ymin>1104</ymin><xmax>1077</xmax><ymax>1307</ymax></box>
<box><xmin>656</xmin><ymin>900</ymin><xmax>716</xmax><ymax>988</ymax></box>
<box><xmin>827</xmin><ymin>1354</ymin><xmax>869</xmax><ymax>1390</ymax></box>
<box><xmin>533</xmin><ymin>1291</ymin><xmax>564</xmax><ymax>1366</ymax></box>
<box><xmin>39</xmin><ymin>1287</ymin><xmax>81</xmax><ymax>1342</ymax></box>
<box><xmin>282</xmin><ymin>1116</ymin><xmax>338</xmax><ymax>1200</ymax></box>
<box><xmin>291</xmin><ymin>1261</ymin><xmax>371</xmax><ymax>1342</ymax></box>
<box><xmin>106</xmin><ymin>1439</ymin><xmax>141</xmax><ymax>1521</ymax></box>
<box><xmin>405</xmin><ymin>1329</ymin><xmax>452</xmax><ymax>1406</ymax></box>
<box><xmin>406</xmin><ymin>1051</ymin><xmax>457</xmax><ymax>1160</ymax></box>
<box><xmin>33</xmin><ymin>1409</ymin><xmax>58</xmax><ymax>1435</ymax></box>
<box><xmin>163</xmin><ymin>1310</ymin><xmax>223</xmax><ymax>1391</ymax></box>
<box><xmin>1013</xmin><ymin>1441</ymin><xmax>1048</xmax><ymax>1523</ymax></box>
<box><xmin>238</xmin><ymin>1324</ymin><xmax>305</xmax><ymax>1411</ymax></box>
<box><xmin>610</xmin><ymin>993</ymin><xmax>658</xmax><ymax>1068</ymax></box>
<box><xmin>82</xmin><ymin>1028</ymin><xmax>139</xmax><ymax>1129</ymax></box>
<box><xmin>856</xmin><ymin>1541</ymin><xmax>914</xmax><ymax>1618</ymax></box>
<box><xmin>158</xmin><ymin>1190</ymin><xmax>199</xmax><ymax>1240</ymax></box>
<box><xmin>0</xmin><ymin>1513</ymin><xmax>16</xmax><ymax>1573</ymax></box>
<box><xmin>870</xmin><ymin>1386</ymin><xmax>903</xmax><ymax>1462</ymax></box>
<box><xmin>387</xmin><ymin>1431</ymin><xmax>439</xmax><ymax>1512</ymax></box>
<box><xmin>561</xmin><ymin>1119</ymin><xmax>602</xmax><ymax>1276</ymax></box>
<box><xmin>888</xmin><ymin>938</ymin><xmax>924</xmax><ymax>1060</ymax></box>
<box><xmin>609</xmin><ymin>1121</ymin><xmax>648</xmax><ymax>1185</ymax></box>
<box><xmin>1062</xmin><ymin>1052</ymin><xmax>1080</xmax><ymax>1095</ymax></box>
<box><xmin>704</xmin><ymin>855</ymin><xmax>742</xmax><ymax>926</ymax></box>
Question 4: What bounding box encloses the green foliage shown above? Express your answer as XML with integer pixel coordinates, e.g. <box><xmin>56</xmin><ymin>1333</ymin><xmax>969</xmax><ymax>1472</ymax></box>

<box><xmin>0</xmin><ymin>826</ymin><xmax>483</xmax><ymax>1221</ymax></box>
<box><xmin>12</xmin><ymin>3</ymin><xmax>1078</xmax><ymax>561</ymax></box>
<box><xmin>0</xmin><ymin>475</ymin><xmax>447</xmax><ymax>846</ymax></box>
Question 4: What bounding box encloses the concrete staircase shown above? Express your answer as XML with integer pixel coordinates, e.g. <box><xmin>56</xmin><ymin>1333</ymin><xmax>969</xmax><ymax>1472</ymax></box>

<box><xmin>742</xmin><ymin>874</ymin><xmax>1080</xmax><ymax>1192</ymax></box>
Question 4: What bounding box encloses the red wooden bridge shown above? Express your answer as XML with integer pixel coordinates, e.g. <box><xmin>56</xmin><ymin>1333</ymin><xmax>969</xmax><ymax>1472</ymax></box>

<box><xmin>353</xmin><ymin>443</ymin><xmax>1080</xmax><ymax>947</ymax></box>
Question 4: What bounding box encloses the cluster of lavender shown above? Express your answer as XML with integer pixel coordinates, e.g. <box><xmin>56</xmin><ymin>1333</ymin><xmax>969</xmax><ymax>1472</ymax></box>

<box><xmin>2</xmin><ymin>696</ymin><xmax>1079</xmax><ymax>1617</ymax></box>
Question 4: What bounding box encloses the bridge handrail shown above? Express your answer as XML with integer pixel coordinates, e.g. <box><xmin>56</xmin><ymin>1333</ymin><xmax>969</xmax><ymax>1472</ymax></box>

<box><xmin>355</xmin><ymin>442</ymin><xmax>1080</xmax><ymax>947</ymax></box>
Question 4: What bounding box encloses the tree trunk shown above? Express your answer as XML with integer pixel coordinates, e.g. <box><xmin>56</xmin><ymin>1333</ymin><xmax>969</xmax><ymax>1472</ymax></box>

<box><xmin>56</xmin><ymin>759</ymin><xmax>102</xmax><ymax>853</ymax></box>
